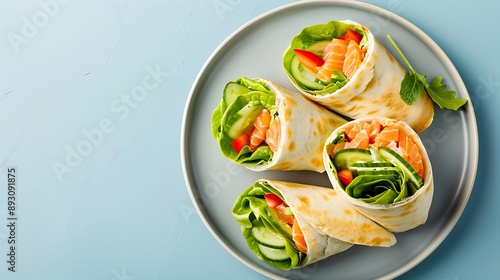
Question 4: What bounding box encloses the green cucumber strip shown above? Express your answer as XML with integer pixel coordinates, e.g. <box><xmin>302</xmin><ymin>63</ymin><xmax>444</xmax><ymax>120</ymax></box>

<box><xmin>267</xmin><ymin>208</ymin><xmax>293</xmax><ymax>240</ymax></box>
<box><xmin>222</xmin><ymin>98</ymin><xmax>264</xmax><ymax>139</ymax></box>
<box><xmin>258</xmin><ymin>244</ymin><xmax>290</xmax><ymax>261</ymax></box>
<box><xmin>223</xmin><ymin>82</ymin><xmax>253</xmax><ymax>105</ymax></box>
<box><xmin>355</xmin><ymin>167</ymin><xmax>401</xmax><ymax>176</ymax></box>
<box><xmin>305</xmin><ymin>40</ymin><xmax>330</xmax><ymax>55</ymax></box>
<box><xmin>378</xmin><ymin>147</ymin><xmax>424</xmax><ymax>189</ymax></box>
<box><xmin>333</xmin><ymin>148</ymin><xmax>374</xmax><ymax>170</ymax></box>
<box><xmin>290</xmin><ymin>56</ymin><xmax>325</xmax><ymax>90</ymax></box>
<box><xmin>349</xmin><ymin>162</ymin><xmax>394</xmax><ymax>168</ymax></box>
<box><xmin>251</xmin><ymin>222</ymin><xmax>286</xmax><ymax>249</ymax></box>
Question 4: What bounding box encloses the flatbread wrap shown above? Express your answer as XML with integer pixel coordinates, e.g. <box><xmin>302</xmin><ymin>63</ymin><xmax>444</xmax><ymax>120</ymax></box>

<box><xmin>283</xmin><ymin>20</ymin><xmax>434</xmax><ymax>133</ymax></box>
<box><xmin>323</xmin><ymin>117</ymin><xmax>434</xmax><ymax>232</ymax></box>
<box><xmin>232</xmin><ymin>179</ymin><xmax>397</xmax><ymax>270</ymax></box>
<box><xmin>211</xmin><ymin>77</ymin><xmax>347</xmax><ymax>172</ymax></box>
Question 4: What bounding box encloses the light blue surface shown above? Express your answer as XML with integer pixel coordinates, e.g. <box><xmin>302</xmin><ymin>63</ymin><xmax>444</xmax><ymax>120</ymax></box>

<box><xmin>0</xmin><ymin>0</ymin><xmax>498</xmax><ymax>279</ymax></box>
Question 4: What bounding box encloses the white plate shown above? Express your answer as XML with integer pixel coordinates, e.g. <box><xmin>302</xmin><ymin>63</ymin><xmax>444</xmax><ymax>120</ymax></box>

<box><xmin>181</xmin><ymin>1</ymin><xmax>478</xmax><ymax>279</ymax></box>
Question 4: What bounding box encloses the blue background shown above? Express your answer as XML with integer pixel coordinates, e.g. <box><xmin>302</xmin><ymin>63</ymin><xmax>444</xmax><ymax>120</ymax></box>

<box><xmin>0</xmin><ymin>0</ymin><xmax>498</xmax><ymax>279</ymax></box>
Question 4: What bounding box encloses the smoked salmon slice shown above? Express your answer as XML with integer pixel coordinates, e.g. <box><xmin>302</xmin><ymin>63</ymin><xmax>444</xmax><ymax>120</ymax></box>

<box><xmin>399</xmin><ymin>132</ymin><xmax>424</xmax><ymax>179</ymax></box>
<box><xmin>345</xmin><ymin>129</ymin><xmax>369</xmax><ymax>150</ymax></box>
<box><xmin>292</xmin><ymin>219</ymin><xmax>308</xmax><ymax>254</ymax></box>
<box><xmin>250</xmin><ymin>109</ymin><xmax>271</xmax><ymax>150</ymax></box>
<box><xmin>343</xmin><ymin>40</ymin><xmax>363</xmax><ymax>79</ymax></box>
<box><xmin>265</xmin><ymin>117</ymin><xmax>281</xmax><ymax>153</ymax></box>
<box><xmin>317</xmin><ymin>39</ymin><xmax>349</xmax><ymax>83</ymax></box>
<box><xmin>373</xmin><ymin>127</ymin><xmax>399</xmax><ymax>148</ymax></box>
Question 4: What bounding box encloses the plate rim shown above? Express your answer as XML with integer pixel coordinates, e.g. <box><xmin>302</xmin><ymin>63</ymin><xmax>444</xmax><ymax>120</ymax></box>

<box><xmin>180</xmin><ymin>0</ymin><xmax>479</xmax><ymax>279</ymax></box>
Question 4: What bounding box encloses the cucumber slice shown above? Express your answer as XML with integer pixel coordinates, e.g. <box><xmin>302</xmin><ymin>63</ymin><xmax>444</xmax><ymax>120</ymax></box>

<box><xmin>332</xmin><ymin>148</ymin><xmax>374</xmax><ymax>170</ymax></box>
<box><xmin>378</xmin><ymin>147</ymin><xmax>424</xmax><ymax>189</ymax></box>
<box><xmin>257</xmin><ymin>244</ymin><xmax>290</xmax><ymax>261</ymax></box>
<box><xmin>369</xmin><ymin>145</ymin><xmax>384</xmax><ymax>161</ymax></box>
<box><xmin>223</xmin><ymin>82</ymin><xmax>253</xmax><ymax>104</ymax></box>
<box><xmin>355</xmin><ymin>167</ymin><xmax>402</xmax><ymax>176</ymax></box>
<box><xmin>349</xmin><ymin>162</ymin><xmax>401</xmax><ymax>176</ymax></box>
<box><xmin>224</xmin><ymin>101</ymin><xmax>264</xmax><ymax>139</ymax></box>
<box><xmin>305</xmin><ymin>40</ymin><xmax>330</xmax><ymax>56</ymax></box>
<box><xmin>349</xmin><ymin>162</ymin><xmax>394</xmax><ymax>168</ymax></box>
<box><xmin>266</xmin><ymin>208</ymin><xmax>293</xmax><ymax>239</ymax></box>
<box><xmin>251</xmin><ymin>224</ymin><xmax>286</xmax><ymax>249</ymax></box>
<box><xmin>290</xmin><ymin>56</ymin><xmax>325</xmax><ymax>90</ymax></box>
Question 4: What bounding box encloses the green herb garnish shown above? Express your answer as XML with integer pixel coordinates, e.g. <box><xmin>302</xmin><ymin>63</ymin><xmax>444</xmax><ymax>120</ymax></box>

<box><xmin>387</xmin><ymin>35</ymin><xmax>467</xmax><ymax>110</ymax></box>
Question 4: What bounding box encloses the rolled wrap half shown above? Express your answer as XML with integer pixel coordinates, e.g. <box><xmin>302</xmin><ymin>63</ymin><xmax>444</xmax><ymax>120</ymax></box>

<box><xmin>323</xmin><ymin>117</ymin><xmax>434</xmax><ymax>232</ymax></box>
<box><xmin>283</xmin><ymin>20</ymin><xmax>434</xmax><ymax>133</ymax></box>
<box><xmin>211</xmin><ymin>77</ymin><xmax>347</xmax><ymax>172</ymax></box>
<box><xmin>232</xmin><ymin>179</ymin><xmax>396</xmax><ymax>270</ymax></box>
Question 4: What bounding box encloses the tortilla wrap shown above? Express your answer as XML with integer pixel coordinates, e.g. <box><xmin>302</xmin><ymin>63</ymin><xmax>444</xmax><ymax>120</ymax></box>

<box><xmin>283</xmin><ymin>20</ymin><xmax>434</xmax><ymax>133</ymax></box>
<box><xmin>323</xmin><ymin>117</ymin><xmax>434</xmax><ymax>232</ymax></box>
<box><xmin>232</xmin><ymin>179</ymin><xmax>396</xmax><ymax>270</ymax></box>
<box><xmin>211</xmin><ymin>77</ymin><xmax>347</xmax><ymax>172</ymax></box>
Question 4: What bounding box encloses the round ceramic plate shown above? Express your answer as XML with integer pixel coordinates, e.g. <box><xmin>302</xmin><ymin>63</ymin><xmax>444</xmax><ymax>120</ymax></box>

<box><xmin>181</xmin><ymin>1</ymin><xmax>478</xmax><ymax>279</ymax></box>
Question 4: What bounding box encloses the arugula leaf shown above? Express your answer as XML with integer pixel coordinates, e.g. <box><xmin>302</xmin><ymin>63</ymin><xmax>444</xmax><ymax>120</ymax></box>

<box><xmin>426</xmin><ymin>76</ymin><xmax>467</xmax><ymax>110</ymax></box>
<box><xmin>400</xmin><ymin>73</ymin><xmax>424</xmax><ymax>105</ymax></box>
<box><xmin>387</xmin><ymin>35</ymin><xmax>467</xmax><ymax>110</ymax></box>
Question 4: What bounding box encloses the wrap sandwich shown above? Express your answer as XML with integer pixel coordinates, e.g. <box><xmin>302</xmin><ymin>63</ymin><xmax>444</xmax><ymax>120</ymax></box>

<box><xmin>323</xmin><ymin>117</ymin><xmax>434</xmax><ymax>232</ymax></box>
<box><xmin>232</xmin><ymin>179</ymin><xmax>396</xmax><ymax>270</ymax></box>
<box><xmin>212</xmin><ymin>77</ymin><xmax>347</xmax><ymax>172</ymax></box>
<box><xmin>283</xmin><ymin>20</ymin><xmax>434</xmax><ymax>133</ymax></box>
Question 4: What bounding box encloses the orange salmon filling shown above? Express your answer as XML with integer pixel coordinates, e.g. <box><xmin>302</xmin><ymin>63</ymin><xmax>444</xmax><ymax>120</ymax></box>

<box><xmin>292</xmin><ymin>219</ymin><xmax>308</xmax><ymax>254</ymax></box>
<box><xmin>328</xmin><ymin>120</ymin><xmax>425</xmax><ymax>179</ymax></box>
<box><xmin>293</xmin><ymin>28</ymin><xmax>366</xmax><ymax>84</ymax></box>
<box><xmin>316</xmin><ymin>36</ymin><xmax>366</xmax><ymax>82</ymax></box>
<box><xmin>233</xmin><ymin>109</ymin><xmax>281</xmax><ymax>153</ymax></box>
